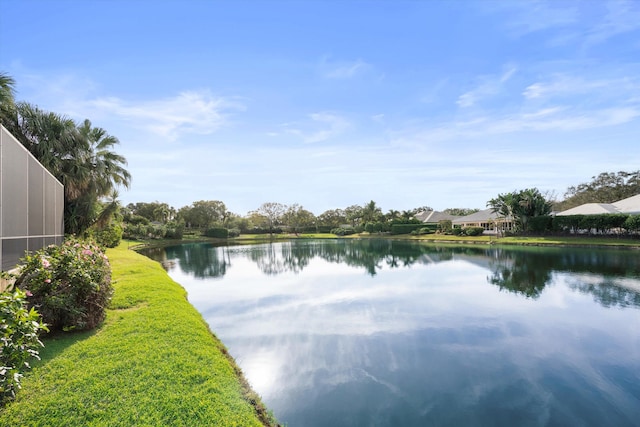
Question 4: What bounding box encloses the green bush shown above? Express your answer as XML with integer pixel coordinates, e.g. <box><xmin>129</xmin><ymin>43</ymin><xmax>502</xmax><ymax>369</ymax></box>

<box><xmin>124</xmin><ymin>214</ymin><xmax>150</xmax><ymax>225</ymax></box>
<box><xmin>411</xmin><ymin>227</ymin><xmax>435</xmax><ymax>236</ymax></box>
<box><xmin>390</xmin><ymin>224</ymin><xmax>424</xmax><ymax>235</ymax></box>
<box><xmin>1</xmin><ymin>288</ymin><xmax>48</xmax><ymax>405</ymax></box>
<box><xmin>438</xmin><ymin>220</ymin><xmax>453</xmax><ymax>233</ymax></box>
<box><xmin>463</xmin><ymin>227</ymin><xmax>485</xmax><ymax>236</ymax></box>
<box><xmin>228</xmin><ymin>228</ymin><xmax>241</xmax><ymax>237</ymax></box>
<box><xmin>624</xmin><ymin>215</ymin><xmax>640</xmax><ymax>233</ymax></box>
<box><xmin>164</xmin><ymin>221</ymin><xmax>185</xmax><ymax>239</ymax></box>
<box><xmin>15</xmin><ymin>238</ymin><xmax>113</xmax><ymax>332</ymax></box>
<box><xmin>331</xmin><ymin>227</ymin><xmax>355</xmax><ymax>236</ymax></box>
<box><xmin>528</xmin><ymin>216</ymin><xmax>553</xmax><ymax>234</ymax></box>
<box><xmin>452</xmin><ymin>227</ymin><xmax>463</xmax><ymax>235</ymax></box>
<box><xmin>203</xmin><ymin>227</ymin><xmax>229</xmax><ymax>238</ymax></box>
<box><xmin>91</xmin><ymin>223</ymin><xmax>123</xmax><ymax>248</ymax></box>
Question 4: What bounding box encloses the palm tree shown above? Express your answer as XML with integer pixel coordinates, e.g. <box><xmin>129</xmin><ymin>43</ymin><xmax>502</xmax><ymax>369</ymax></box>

<box><xmin>8</xmin><ymin>105</ymin><xmax>130</xmax><ymax>234</ymax></box>
<box><xmin>386</xmin><ymin>209</ymin><xmax>400</xmax><ymax>222</ymax></box>
<box><xmin>77</xmin><ymin>119</ymin><xmax>131</xmax><ymax>196</ymax></box>
<box><xmin>66</xmin><ymin>120</ymin><xmax>131</xmax><ymax>234</ymax></box>
<box><xmin>362</xmin><ymin>200</ymin><xmax>383</xmax><ymax>224</ymax></box>
<box><xmin>0</xmin><ymin>72</ymin><xmax>16</xmax><ymax>110</ymax></box>
<box><xmin>1</xmin><ymin>73</ymin><xmax>19</xmax><ymax>138</ymax></box>
<box><xmin>488</xmin><ymin>189</ymin><xmax>551</xmax><ymax>234</ymax></box>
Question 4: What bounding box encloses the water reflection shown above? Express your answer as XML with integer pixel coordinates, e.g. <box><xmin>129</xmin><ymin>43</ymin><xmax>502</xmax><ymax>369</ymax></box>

<box><xmin>164</xmin><ymin>243</ymin><xmax>231</xmax><ymax>279</ymax></box>
<box><xmin>146</xmin><ymin>241</ymin><xmax>640</xmax><ymax>308</ymax></box>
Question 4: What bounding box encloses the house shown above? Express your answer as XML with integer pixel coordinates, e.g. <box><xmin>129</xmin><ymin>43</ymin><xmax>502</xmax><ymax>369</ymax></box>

<box><xmin>556</xmin><ymin>194</ymin><xmax>640</xmax><ymax>216</ymax></box>
<box><xmin>452</xmin><ymin>208</ymin><xmax>514</xmax><ymax>235</ymax></box>
<box><xmin>0</xmin><ymin>125</ymin><xmax>64</xmax><ymax>271</ymax></box>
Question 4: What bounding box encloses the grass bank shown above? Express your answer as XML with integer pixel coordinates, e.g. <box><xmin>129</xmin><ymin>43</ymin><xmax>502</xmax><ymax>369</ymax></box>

<box><xmin>0</xmin><ymin>242</ymin><xmax>278</xmax><ymax>427</ymax></box>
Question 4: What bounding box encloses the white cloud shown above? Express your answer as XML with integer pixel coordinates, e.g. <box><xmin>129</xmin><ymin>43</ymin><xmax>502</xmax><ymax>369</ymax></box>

<box><xmin>457</xmin><ymin>66</ymin><xmax>517</xmax><ymax>108</ymax></box>
<box><xmin>392</xmin><ymin>105</ymin><xmax>640</xmax><ymax>146</ymax></box>
<box><xmin>84</xmin><ymin>91</ymin><xmax>243</xmax><ymax>140</ymax></box>
<box><xmin>284</xmin><ymin>112</ymin><xmax>350</xmax><ymax>143</ymax></box>
<box><xmin>322</xmin><ymin>57</ymin><xmax>370</xmax><ymax>79</ymax></box>
<box><xmin>498</xmin><ymin>0</ymin><xmax>640</xmax><ymax>48</ymax></box>
<box><xmin>584</xmin><ymin>0</ymin><xmax>640</xmax><ymax>45</ymax></box>
<box><xmin>522</xmin><ymin>75</ymin><xmax>639</xmax><ymax>100</ymax></box>
<box><xmin>371</xmin><ymin>114</ymin><xmax>385</xmax><ymax>123</ymax></box>
<box><xmin>498</xmin><ymin>1</ymin><xmax>579</xmax><ymax>36</ymax></box>
<box><xmin>5</xmin><ymin>69</ymin><xmax>244</xmax><ymax>141</ymax></box>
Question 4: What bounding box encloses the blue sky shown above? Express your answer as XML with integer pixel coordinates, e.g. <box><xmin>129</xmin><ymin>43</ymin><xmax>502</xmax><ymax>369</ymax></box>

<box><xmin>1</xmin><ymin>0</ymin><xmax>639</xmax><ymax>215</ymax></box>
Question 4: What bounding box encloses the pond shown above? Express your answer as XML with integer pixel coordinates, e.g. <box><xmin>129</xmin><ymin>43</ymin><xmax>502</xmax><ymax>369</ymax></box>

<box><xmin>141</xmin><ymin>240</ymin><xmax>640</xmax><ymax>426</ymax></box>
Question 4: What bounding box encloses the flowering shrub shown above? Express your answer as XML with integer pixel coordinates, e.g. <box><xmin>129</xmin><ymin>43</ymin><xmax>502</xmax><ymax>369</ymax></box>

<box><xmin>1</xmin><ymin>288</ymin><xmax>48</xmax><ymax>405</ymax></box>
<box><xmin>15</xmin><ymin>238</ymin><xmax>113</xmax><ymax>332</ymax></box>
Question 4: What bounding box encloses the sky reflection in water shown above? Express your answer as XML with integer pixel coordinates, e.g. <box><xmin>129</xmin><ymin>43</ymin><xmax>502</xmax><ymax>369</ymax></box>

<box><xmin>145</xmin><ymin>240</ymin><xmax>640</xmax><ymax>427</ymax></box>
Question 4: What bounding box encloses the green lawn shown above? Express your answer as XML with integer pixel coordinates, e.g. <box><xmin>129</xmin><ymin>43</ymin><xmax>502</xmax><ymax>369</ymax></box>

<box><xmin>0</xmin><ymin>243</ymin><xmax>277</xmax><ymax>427</ymax></box>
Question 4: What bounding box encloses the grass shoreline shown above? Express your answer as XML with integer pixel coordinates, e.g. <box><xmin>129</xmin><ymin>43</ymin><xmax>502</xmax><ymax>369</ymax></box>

<box><xmin>0</xmin><ymin>242</ymin><xmax>279</xmax><ymax>427</ymax></box>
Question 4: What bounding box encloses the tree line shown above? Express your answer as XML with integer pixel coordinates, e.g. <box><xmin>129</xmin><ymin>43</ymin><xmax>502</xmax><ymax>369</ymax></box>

<box><xmin>122</xmin><ymin>199</ymin><xmax>472</xmax><ymax>239</ymax></box>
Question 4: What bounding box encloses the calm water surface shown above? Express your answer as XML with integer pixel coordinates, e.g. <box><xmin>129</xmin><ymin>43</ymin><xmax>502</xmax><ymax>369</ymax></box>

<box><xmin>142</xmin><ymin>240</ymin><xmax>640</xmax><ymax>427</ymax></box>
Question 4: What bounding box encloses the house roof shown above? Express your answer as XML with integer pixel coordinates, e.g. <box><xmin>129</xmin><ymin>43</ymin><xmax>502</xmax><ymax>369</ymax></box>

<box><xmin>555</xmin><ymin>194</ymin><xmax>640</xmax><ymax>216</ymax></box>
<box><xmin>452</xmin><ymin>208</ymin><xmax>503</xmax><ymax>224</ymax></box>
<box><xmin>613</xmin><ymin>194</ymin><xmax>640</xmax><ymax>214</ymax></box>
<box><xmin>415</xmin><ymin>210</ymin><xmax>460</xmax><ymax>223</ymax></box>
<box><xmin>555</xmin><ymin>203</ymin><xmax>619</xmax><ymax>216</ymax></box>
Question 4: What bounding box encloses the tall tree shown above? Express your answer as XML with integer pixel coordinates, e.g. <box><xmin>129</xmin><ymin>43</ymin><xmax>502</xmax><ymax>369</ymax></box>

<box><xmin>127</xmin><ymin>202</ymin><xmax>174</xmax><ymax>222</ymax></box>
<box><xmin>178</xmin><ymin>200</ymin><xmax>227</xmax><ymax>228</ymax></box>
<box><xmin>254</xmin><ymin>202</ymin><xmax>287</xmax><ymax>236</ymax></box>
<box><xmin>282</xmin><ymin>204</ymin><xmax>316</xmax><ymax>234</ymax></box>
<box><xmin>317</xmin><ymin>209</ymin><xmax>347</xmax><ymax>229</ymax></box>
<box><xmin>487</xmin><ymin>188</ymin><xmax>551</xmax><ymax>234</ymax></box>
<box><xmin>0</xmin><ymin>72</ymin><xmax>16</xmax><ymax>112</ymax></box>
<box><xmin>361</xmin><ymin>200</ymin><xmax>383</xmax><ymax>224</ymax></box>
<box><xmin>65</xmin><ymin>119</ymin><xmax>131</xmax><ymax>234</ymax></box>
<box><xmin>386</xmin><ymin>209</ymin><xmax>401</xmax><ymax>222</ymax></box>
<box><xmin>7</xmin><ymin>103</ymin><xmax>130</xmax><ymax>234</ymax></box>
<box><xmin>344</xmin><ymin>205</ymin><xmax>363</xmax><ymax>227</ymax></box>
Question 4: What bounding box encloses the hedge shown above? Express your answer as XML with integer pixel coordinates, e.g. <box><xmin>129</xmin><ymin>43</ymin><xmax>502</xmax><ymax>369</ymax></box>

<box><xmin>391</xmin><ymin>224</ymin><xmax>424</xmax><ymax>235</ymax></box>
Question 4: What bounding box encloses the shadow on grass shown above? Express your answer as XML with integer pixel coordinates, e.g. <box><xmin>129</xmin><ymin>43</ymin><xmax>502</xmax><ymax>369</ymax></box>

<box><xmin>31</xmin><ymin>328</ymin><xmax>99</xmax><ymax>369</ymax></box>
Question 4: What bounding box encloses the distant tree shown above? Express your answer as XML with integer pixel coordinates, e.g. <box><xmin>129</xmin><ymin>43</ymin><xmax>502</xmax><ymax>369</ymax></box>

<box><xmin>178</xmin><ymin>200</ymin><xmax>226</xmax><ymax>229</ymax></box>
<box><xmin>488</xmin><ymin>188</ymin><xmax>552</xmax><ymax>234</ymax></box>
<box><xmin>282</xmin><ymin>204</ymin><xmax>316</xmax><ymax>234</ymax></box>
<box><xmin>224</xmin><ymin>212</ymin><xmax>249</xmax><ymax>232</ymax></box>
<box><xmin>361</xmin><ymin>200</ymin><xmax>383</xmax><ymax>224</ymax></box>
<box><xmin>344</xmin><ymin>205</ymin><xmax>363</xmax><ymax>227</ymax></box>
<box><xmin>443</xmin><ymin>208</ymin><xmax>480</xmax><ymax>217</ymax></box>
<box><xmin>560</xmin><ymin>171</ymin><xmax>640</xmax><ymax>210</ymax></box>
<box><xmin>317</xmin><ymin>209</ymin><xmax>347</xmax><ymax>229</ymax></box>
<box><xmin>254</xmin><ymin>202</ymin><xmax>287</xmax><ymax>236</ymax></box>
<box><xmin>400</xmin><ymin>210</ymin><xmax>415</xmax><ymax>221</ymax></box>
<box><xmin>127</xmin><ymin>202</ymin><xmax>173</xmax><ymax>222</ymax></box>
<box><xmin>386</xmin><ymin>209</ymin><xmax>401</xmax><ymax>222</ymax></box>
<box><xmin>412</xmin><ymin>205</ymin><xmax>434</xmax><ymax>214</ymax></box>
